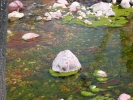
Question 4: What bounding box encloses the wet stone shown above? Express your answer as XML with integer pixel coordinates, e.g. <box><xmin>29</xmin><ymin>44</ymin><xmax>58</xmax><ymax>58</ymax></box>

<box><xmin>52</xmin><ymin>50</ymin><xmax>82</xmax><ymax>72</ymax></box>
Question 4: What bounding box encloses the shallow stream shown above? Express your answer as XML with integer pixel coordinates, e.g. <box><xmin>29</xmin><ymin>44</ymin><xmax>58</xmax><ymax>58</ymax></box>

<box><xmin>6</xmin><ymin>0</ymin><xmax>133</xmax><ymax>100</ymax></box>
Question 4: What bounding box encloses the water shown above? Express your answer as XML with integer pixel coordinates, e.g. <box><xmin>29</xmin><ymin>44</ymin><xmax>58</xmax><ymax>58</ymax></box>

<box><xmin>6</xmin><ymin>0</ymin><xmax>133</xmax><ymax>100</ymax></box>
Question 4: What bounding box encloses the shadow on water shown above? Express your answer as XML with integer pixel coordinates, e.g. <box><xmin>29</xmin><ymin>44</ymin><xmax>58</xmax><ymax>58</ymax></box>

<box><xmin>6</xmin><ymin>0</ymin><xmax>133</xmax><ymax>100</ymax></box>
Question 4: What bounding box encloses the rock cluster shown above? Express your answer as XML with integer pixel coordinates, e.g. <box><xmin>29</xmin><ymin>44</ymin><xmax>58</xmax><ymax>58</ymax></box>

<box><xmin>43</xmin><ymin>1</ymin><xmax>116</xmax><ymax>25</ymax></box>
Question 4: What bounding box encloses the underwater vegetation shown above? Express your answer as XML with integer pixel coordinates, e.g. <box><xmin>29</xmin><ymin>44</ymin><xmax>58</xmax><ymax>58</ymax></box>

<box><xmin>6</xmin><ymin>0</ymin><xmax>133</xmax><ymax>99</ymax></box>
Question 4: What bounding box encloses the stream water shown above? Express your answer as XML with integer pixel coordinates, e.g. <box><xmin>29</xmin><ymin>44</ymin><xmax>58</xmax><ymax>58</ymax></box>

<box><xmin>6</xmin><ymin>0</ymin><xmax>133</xmax><ymax>100</ymax></box>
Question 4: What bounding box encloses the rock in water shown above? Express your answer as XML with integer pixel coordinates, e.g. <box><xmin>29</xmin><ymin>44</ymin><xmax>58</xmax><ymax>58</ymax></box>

<box><xmin>22</xmin><ymin>33</ymin><xmax>40</xmax><ymax>40</ymax></box>
<box><xmin>52</xmin><ymin>50</ymin><xmax>82</xmax><ymax>72</ymax></box>
<box><xmin>118</xmin><ymin>93</ymin><xmax>131</xmax><ymax>100</ymax></box>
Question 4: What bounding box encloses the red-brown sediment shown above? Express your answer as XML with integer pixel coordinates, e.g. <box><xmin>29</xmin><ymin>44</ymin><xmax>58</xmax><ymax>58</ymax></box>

<box><xmin>7</xmin><ymin>33</ymin><xmax>41</xmax><ymax>50</ymax></box>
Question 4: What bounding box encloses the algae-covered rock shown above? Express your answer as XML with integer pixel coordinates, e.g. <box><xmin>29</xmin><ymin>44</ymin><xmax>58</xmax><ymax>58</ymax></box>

<box><xmin>49</xmin><ymin>68</ymin><xmax>80</xmax><ymax>77</ymax></box>
<box><xmin>90</xmin><ymin>95</ymin><xmax>115</xmax><ymax>100</ymax></box>
<box><xmin>93</xmin><ymin>70</ymin><xmax>107</xmax><ymax>78</ymax></box>
<box><xmin>81</xmin><ymin>91</ymin><xmax>96</xmax><ymax>97</ymax></box>
<box><xmin>96</xmin><ymin>77</ymin><xmax>108</xmax><ymax>82</ymax></box>
<box><xmin>89</xmin><ymin>85</ymin><xmax>106</xmax><ymax>92</ymax></box>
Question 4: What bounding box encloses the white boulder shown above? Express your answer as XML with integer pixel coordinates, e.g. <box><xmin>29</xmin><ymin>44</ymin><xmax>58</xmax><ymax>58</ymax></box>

<box><xmin>91</xmin><ymin>2</ymin><xmax>112</xmax><ymax>12</ymax></box>
<box><xmin>52</xmin><ymin>50</ymin><xmax>82</xmax><ymax>72</ymax></box>
<box><xmin>90</xmin><ymin>2</ymin><xmax>115</xmax><ymax>17</ymax></box>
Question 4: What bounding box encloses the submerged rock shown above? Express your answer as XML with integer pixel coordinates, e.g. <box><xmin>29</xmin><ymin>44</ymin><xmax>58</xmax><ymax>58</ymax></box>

<box><xmin>52</xmin><ymin>50</ymin><xmax>82</xmax><ymax>72</ymax></box>
<box><xmin>93</xmin><ymin>70</ymin><xmax>107</xmax><ymax>78</ymax></box>
<box><xmin>89</xmin><ymin>85</ymin><xmax>106</xmax><ymax>92</ymax></box>
<box><xmin>81</xmin><ymin>91</ymin><xmax>96</xmax><ymax>97</ymax></box>
<box><xmin>96</xmin><ymin>77</ymin><xmax>108</xmax><ymax>82</ymax></box>
<box><xmin>22</xmin><ymin>33</ymin><xmax>40</xmax><ymax>40</ymax></box>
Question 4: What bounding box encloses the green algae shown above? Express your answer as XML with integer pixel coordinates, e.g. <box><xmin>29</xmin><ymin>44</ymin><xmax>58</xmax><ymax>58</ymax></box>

<box><xmin>62</xmin><ymin>6</ymin><xmax>133</xmax><ymax>27</ymax></box>
<box><xmin>49</xmin><ymin>68</ymin><xmax>80</xmax><ymax>77</ymax></box>
<box><xmin>81</xmin><ymin>91</ymin><xmax>96</xmax><ymax>97</ymax></box>
<box><xmin>107</xmin><ymin>86</ymin><xmax>117</xmax><ymax>89</ymax></box>
<box><xmin>96</xmin><ymin>77</ymin><xmax>108</xmax><ymax>82</ymax></box>
<box><xmin>62</xmin><ymin>15</ymin><xmax>73</xmax><ymax>22</ymax></box>
<box><xmin>89</xmin><ymin>85</ymin><xmax>106</xmax><ymax>92</ymax></box>
<box><xmin>93</xmin><ymin>70</ymin><xmax>107</xmax><ymax>77</ymax></box>
<box><xmin>90</xmin><ymin>95</ymin><xmax>115</xmax><ymax>100</ymax></box>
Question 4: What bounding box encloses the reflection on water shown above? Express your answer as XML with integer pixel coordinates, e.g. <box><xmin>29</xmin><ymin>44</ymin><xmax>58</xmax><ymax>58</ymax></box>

<box><xmin>6</xmin><ymin>1</ymin><xmax>133</xmax><ymax>100</ymax></box>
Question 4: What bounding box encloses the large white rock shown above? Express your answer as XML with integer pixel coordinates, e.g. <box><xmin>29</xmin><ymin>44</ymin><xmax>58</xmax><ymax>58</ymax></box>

<box><xmin>52</xmin><ymin>50</ymin><xmax>82</xmax><ymax>72</ymax></box>
<box><xmin>91</xmin><ymin>2</ymin><xmax>112</xmax><ymax>12</ymax></box>
<box><xmin>90</xmin><ymin>2</ymin><xmax>115</xmax><ymax>17</ymax></box>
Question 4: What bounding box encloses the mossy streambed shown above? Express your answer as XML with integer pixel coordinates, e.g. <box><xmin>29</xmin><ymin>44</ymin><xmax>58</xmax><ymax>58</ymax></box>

<box><xmin>6</xmin><ymin>1</ymin><xmax>133</xmax><ymax>100</ymax></box>
<box><xmin>6</xmin><ymin>19</ymin><xmax>133</xmax><ymax>99</ymax></box>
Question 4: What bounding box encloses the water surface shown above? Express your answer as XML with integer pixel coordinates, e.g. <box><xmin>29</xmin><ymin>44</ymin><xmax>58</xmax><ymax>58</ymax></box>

<box><xmin>6</xmin><ymin>0</ymin><xmax>133</xmax><ymax>100</ymax></box>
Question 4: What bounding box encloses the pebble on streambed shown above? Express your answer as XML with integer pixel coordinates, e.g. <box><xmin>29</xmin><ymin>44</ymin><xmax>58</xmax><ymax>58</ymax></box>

<box><xmin>22</xmin><ymin>33</ymin><xmax>40</xmax><ymax>40</ymax></box>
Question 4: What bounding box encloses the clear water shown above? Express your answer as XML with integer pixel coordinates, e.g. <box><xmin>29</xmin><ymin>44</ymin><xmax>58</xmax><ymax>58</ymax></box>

<box><xmin>6</xmin><ymin>1</ymin><xmax>133</xmax><ymax>100</ymax></box>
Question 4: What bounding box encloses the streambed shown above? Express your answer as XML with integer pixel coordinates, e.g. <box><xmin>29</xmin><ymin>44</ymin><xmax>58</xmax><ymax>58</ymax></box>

<box><xmin>6</xmin><ymin>0</ymin><xmax>133</xmax><ymax>100</ymax></box>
